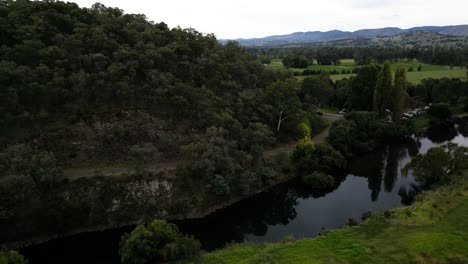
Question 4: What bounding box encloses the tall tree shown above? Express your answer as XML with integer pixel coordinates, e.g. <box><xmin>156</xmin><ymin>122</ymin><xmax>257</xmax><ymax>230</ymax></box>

<box><xmin>301</xmin><ymin>77</ymin><xmax>333</xmax><ymax>109</ymax></box>
<box><xmin>373</xmin><ymin>62</ymin><xmax>393</xmax><ymax>117</ymax></box>
<box><xmin>267</xmin><ymin>79</ymin><xmax>301</xmax><ymax>132</ymax></box>
<box><xmin>391</xmin><ymin>68</ymin><xmax>406</xmax><ymax>121</ymax></box>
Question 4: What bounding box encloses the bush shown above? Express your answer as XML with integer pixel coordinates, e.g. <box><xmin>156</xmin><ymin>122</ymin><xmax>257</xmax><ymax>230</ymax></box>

<box><xmin>257</xmin><ymin>166</ymin><xmax>278</xmax><ymax>185</ymax></box>
<box><xmin>328</xmin><ymin>112</ymin><xmax>413</xmax><ymax>157</ymax></box>
<box><xmin>120</xmin><ymin>220</ymin><xmax>200</xmax><ymax>264</ymax></box>
<box><xmin>384</xmin><ymin>210</ymin><xmax>392</xmax><ymax>219</ymax></box>
<box><xmin>302</xmin><ymin>172</ymin><xmax>335</xmax><ymax>189</ymax></box>
<box><xmin>209</xmin><ymin>174</ymin><xmax>231</xmax><ymax>196</ymax></box>
<box><xmin>428</xmin><ymin>103</ymin><xmax>452</xmax><ymax>121</ymax></box>
<box><xmin>297</xmin><ymin>119</ymin><xmax>311</xmax><ymax>139</ymax></box>
<box><xmin>0</xmin><ymin>251</ymin><xmax>27</xmax><ymax>264</ymax></box>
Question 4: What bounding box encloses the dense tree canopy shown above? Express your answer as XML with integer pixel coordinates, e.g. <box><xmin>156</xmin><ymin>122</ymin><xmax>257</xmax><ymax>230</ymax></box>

<box><xmin>120</xmin><ymin>220</ymin><xmax>200</xmax><ymax>264</ymax></box>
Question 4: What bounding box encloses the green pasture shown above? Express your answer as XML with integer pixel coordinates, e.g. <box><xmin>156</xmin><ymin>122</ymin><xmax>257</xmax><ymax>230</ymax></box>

<box><xmin>268</xmin><ymin>58</ymin><xmax>467</xmax><ymax>84</ymax></box>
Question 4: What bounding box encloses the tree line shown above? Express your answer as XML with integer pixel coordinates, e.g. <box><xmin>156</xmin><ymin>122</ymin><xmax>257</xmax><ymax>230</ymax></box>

<box><xmin>250</xmin><ymin>46</ymin><xmax>468</xmax><ymax>67</ymax></box>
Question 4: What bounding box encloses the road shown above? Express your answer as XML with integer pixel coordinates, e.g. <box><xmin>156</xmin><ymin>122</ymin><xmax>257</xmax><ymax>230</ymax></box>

<box><xmin>64</xmin><ymin>113</ymin><xmax>343</xmax><ymax>180</ymax></box>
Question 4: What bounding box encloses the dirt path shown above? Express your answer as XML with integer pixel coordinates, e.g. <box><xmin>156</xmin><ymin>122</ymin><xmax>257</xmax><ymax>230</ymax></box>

<box><xmin>263</xmin><ymin>113</ymin><xmax>342</xmax><ymax>159</ymax></box>
<box><xmin>64</xmin><ymin>113</ymin><xmax>342</xmax><ymax>180</ymax></box>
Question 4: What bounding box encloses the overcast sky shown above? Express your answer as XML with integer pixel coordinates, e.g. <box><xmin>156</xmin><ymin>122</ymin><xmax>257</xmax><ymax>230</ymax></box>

<box><xmin>69</xmin><ymin>0</ymin><xmax>468</xmax><ymax>39</ymax></box>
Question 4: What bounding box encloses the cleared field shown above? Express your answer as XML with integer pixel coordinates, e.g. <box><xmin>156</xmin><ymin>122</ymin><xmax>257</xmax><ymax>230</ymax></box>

<box><xmin>406</xmin><ymin>69</ymin><xmax>467</xmax><ymax>83</ymax></box>
<box><xmin>267</xmin><ymin>59</ymin><xmax>468</xmax><ymax>84</ymax></box>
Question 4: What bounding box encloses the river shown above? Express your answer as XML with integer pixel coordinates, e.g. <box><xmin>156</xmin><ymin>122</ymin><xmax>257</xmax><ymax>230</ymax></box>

<box><xmin>17</xmin><ymin>118</ymin><xmax>468</xmax><ymax>263</ymax></box>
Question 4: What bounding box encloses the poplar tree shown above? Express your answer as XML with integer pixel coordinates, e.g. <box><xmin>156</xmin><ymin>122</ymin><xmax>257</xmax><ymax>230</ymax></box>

<box><xmin>392</xmin><ymin>68</ymin><xmax>407</xmax><ymax>121</ymax></box>
<box><xmin>373</xmin><ymin>62</ymin><xmax>393</xmax><ymax>117</ymax></box>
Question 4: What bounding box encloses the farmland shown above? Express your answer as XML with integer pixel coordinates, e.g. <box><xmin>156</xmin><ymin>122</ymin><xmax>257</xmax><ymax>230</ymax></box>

<box><xmin>269</xmin><ymin>59</ymin><xmax>468</xmax><ymax>84</ymax></box>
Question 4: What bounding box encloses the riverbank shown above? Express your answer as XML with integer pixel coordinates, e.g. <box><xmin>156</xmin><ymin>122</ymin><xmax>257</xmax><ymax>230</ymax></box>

<box><xmin>195</xmin><ymin>170</ymin><xmax>468</xmax><ymax>264</ymax></box>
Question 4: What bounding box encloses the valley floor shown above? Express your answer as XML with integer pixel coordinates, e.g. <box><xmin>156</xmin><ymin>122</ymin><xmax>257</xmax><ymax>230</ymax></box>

<box><xmin>192</xmin><ymin>170</ymin><xmax>468</xmax><ymax>264</ymax></box>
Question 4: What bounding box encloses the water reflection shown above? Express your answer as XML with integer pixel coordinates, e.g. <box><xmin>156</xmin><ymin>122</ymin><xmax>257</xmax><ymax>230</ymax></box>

<box><xmin>180</xmin><ymin>120</ymin><xmax>468</xmax><ymax>249</ymax></box>
<box><xmin>426</xmin><ymin>123</ymin><xmax>458</xmax><ymax>143</ymax></box>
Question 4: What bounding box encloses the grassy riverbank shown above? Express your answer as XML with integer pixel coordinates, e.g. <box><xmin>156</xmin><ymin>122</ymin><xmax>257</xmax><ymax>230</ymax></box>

<box><xmin>192</xmin><ymin>170</ymin><xmax>468</xmax><ymax>264</ymax></box>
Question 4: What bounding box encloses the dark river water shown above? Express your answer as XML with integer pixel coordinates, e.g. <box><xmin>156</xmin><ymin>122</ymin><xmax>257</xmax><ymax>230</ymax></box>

<box><xmin>18</xmin><ymin>119</ymin><xmax>468</xmax><ymax>263</ymax></box>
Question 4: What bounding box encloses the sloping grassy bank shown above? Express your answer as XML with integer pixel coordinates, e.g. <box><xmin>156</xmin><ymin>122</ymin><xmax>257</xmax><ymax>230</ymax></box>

<box><xmin>193</xmin><ymin>171</ymin><xmax>468</xmax><ymax>264</ymax></box>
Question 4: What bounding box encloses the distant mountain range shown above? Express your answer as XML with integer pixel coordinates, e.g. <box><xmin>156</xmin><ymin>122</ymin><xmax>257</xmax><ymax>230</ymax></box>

<box><xmin>224</xmin><ymin>25</ymin><xmax>468</xmax><ymax>47</ymax></box>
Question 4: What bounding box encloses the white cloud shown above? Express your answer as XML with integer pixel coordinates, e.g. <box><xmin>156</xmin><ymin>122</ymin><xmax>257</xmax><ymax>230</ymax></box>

<box><xmin>68</xmin><ymin>0</ymin><xmax>468</xmax><ymax>39</ymax></box>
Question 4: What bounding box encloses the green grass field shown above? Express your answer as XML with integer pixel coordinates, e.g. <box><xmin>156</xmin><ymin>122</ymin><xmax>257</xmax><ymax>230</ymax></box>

<box><xmin>190</xmin><ymin>170</ymin><xmax>468</xmax><ymax>264</ymax></box>
<box><xmin>268</xmin><ymin>59</ymin><xmax>468</xmax><ymax>84</ymax></box>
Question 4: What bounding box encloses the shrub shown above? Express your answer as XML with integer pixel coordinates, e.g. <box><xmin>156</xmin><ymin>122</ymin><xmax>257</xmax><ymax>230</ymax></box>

<box><xmin>257</xmin><ymin>166</ymin><xmax>278</xmax><ymax>185</ymax></box>
<box><xmin>347</xmin><ymin>218</ymin><xmax>359</xmax><ymax>226</ymax></box>
<box><xmin>0</xmin><ymin>251</ymin><xmax>27</xmax><ymax>264</ymax></box>
<box><xmin>293</xmin><ymin>141</ymin><xmax>346</xmax><ymax>176</ymax></box>
<box><xmin>209</xmin><ymin>174</ymin><xmax>230</xmax><ymax>196</ymax></box>
<box><xmin>302</xmin><ymin>172</ymin><xmax>335</xmax><ymax>189</ymax></box>
<box><xmin>384</xmin><ymin>210</ymin><xmax>392</xmax><ymax>219</ymax></box>
<box><xmin>297</xmin><ymin>119</ymin><xmax>311</xmax><ymax>139</ymax></box>
<box><xmin>428</xmin><ymin>103</ymin><xmax>452</xmax><ymax>122</ymax></box>
<box><xmin>120</xmin><ymin>220</ymin><xmax>200</xmax><ymax>264</ymax></box>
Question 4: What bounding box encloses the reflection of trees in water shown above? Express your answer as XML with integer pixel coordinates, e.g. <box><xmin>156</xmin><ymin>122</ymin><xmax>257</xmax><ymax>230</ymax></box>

<box><xmin>294</xmin><ymin>172</ymin><xmax>347</xmax><ymax>200</ymax></box>
<box><xmin>348</xmin><ymin>143</ymin><xmax>409</xmax><ymax>201</ymax></box>
<box><xmin>405</xmin><ymin>138</ymin><xmax>421</xmax><ymax>157</ymax></box>
<box><xmin>175</xmin><ymin>184</ymin><xmax>300</xmax><ymax>250</ymax></box>
<box><xmin>457</xmin><ymin>118</ymin><xmax>468</xmax><ymax>137</ymax></box>
<box><xmin>384</xmin><ymin>147</ymin><xmax>398</xmax><ymax>192</ymax></box>
<box><xmin>427</xmin><ymin>124</ymin><xmax>457</xmax><ymax>143</ymax></box>
<box><xmin>384</xmin><ymin>145</ymin><xmax>407</xmax><ymax>192</ymax></box>
<box><xmin>398</xmin><ymin>185</ymin><xmax>419</xmax><ymax>205</ymax></box>
<box><xmin>348</xmin><ymin>149</ymin><xmax>385</xmax><ymax>201</ymax></box>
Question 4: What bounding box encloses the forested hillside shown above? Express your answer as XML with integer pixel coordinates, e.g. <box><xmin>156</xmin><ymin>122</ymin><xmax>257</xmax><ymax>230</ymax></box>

<box><xmin>0</xmin><ymin>0</ymin><xmax>332</xmax><ymax>244</ymax></box>
<box><xmin>0</xmin><ymin>0</ymin><xmax>299</xmax><ymax>167</ymax></box>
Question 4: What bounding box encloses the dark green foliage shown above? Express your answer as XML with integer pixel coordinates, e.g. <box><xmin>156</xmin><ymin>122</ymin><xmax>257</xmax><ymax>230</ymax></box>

<box><xmin>403</xmin><ymin>144</ymin><xmax>468</xmax><ymax>187</ymax></box>
<box><xmin>334</xmin><ymin>78</ymin><xmax>352</xmax><ymax>109</ymax></box>
<box><xmin>257</xmin><ymin>166</ymin><xmax>278</xmax><ymax>185</ymax></box>
<box><xmin>428</xmin><ymin>103</ymin><xmax>452</xmax><ymax>121</ymax></box>
<box><xmin>0</xmin><ymin>0</ymin><xmax>291</xmax><ymax>207</ymax></box>
<box><xmin>391</xmin><ymin>68</ymin><xmax>407</xmax><ymax>121</ymax></box>
<box><xmin>300</xmin><ymin>77</ymin><xmax>333</xmax><ymax>108</ymax></box>
<box><xmin>259</xmin><ymin>55</ymin><xmax>271</xmax><ymax>64</ymax></box>
<box><xmin>0</xmin><ymin>174</ymin><xmax>35</xmax><ymax>211</ymax></box>
<box><xmin>350</xmin><ymin>65</ymin><xmax>381</xmax><ymax>111</ymax></box>
<box><xmin>282</xmin><ymin>55</ymin><xmax>309</xmax><ymax>68</ymax></box>
<box><xmin>0</xmin><ymin>251</ymin><xmax>27</xmax><ymax>264</ymax></box>
<box><xmin>302</xmin><ymin>172</ymin><xmax>335</xmax><ymax>189</ymax></box>
<box><xmin>209</xmin><ymin>174</ymin><xmax>230</xmax><ymax>196</ymax></box>
<box><xmin>267</xmin><ymin>79</ymin><xmax>302</xmax><ymax>132</ymax></box>
<box><xmin>415</xmin><ymin>78</ymin><xmax>468</xmax><ymax>105</ymax></box>
<box><xmin>0</xmin><ymin>144</ymin><xmax>63</xmax><ymax>195</ymax></box>
<box><xmin>315</xmin><ymin>48</ymin><xmax>340</xmax><ymax>65</ymax></box>
<box><xmin>293</xmin><ymin>142</ymin><xmax>346</xmax><ymax>176</ymax></box>
<box><xmin>373</xmin><ymin>62</ymin><xmax>393</xmax><ymax>117</ymax></box>
<box><xmin>327</xmin><ymin>119</ymin><xmax>358</xmax><ymax>157</ymax></box>
<box><xmin>120</xmin><ymin>220</ymin><xmax>200</xmax><ymax>264</ymax></box>
<box><xmin>404</xmin><ymin>147</ymin><xmax>450</xmax><ymax>186</ymax></box>
<box><xmin>383</xmin><ymin>210</ymin><xmax>392</xmax><ymax>219</ymax></box>
<box><xmin>327</xmin><ymin>112</ymin><xmax>412</xmax><ymax>157</ymax></box>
